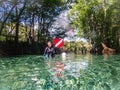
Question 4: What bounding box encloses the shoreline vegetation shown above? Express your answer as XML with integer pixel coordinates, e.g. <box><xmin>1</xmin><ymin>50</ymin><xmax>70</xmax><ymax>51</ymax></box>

<box><xmin>0</xmin><ymin>41</ymin><xmax>119</xmax><ymax>57</ymax></box>
<box><xmin>0</xmin><ymin>0</ymin><xmax>120</xmax><ymax>57</ymax></box>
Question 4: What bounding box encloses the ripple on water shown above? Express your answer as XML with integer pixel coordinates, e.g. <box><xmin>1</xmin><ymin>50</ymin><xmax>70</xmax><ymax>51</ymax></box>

<box><xmin>0</xmin><ymin>55</ymin><xmax>120</xmax><ymax>90</ymax></box>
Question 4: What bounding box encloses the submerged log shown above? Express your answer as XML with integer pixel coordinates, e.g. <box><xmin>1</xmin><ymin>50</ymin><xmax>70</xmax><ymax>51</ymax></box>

<box><xmin>101</xmin><ymin>42</ymin><xmax>116</xmax><ymax>54</ymax></box>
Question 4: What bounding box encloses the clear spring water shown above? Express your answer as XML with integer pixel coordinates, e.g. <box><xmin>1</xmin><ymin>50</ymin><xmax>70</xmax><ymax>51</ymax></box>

<box><xmin>0</xmin><ymin>54</ymin><xmax>120</xmax><ymax>90</ymax></box>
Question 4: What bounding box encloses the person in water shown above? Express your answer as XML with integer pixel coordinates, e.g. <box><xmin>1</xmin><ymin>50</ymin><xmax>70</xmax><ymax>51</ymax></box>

<box><xmin>44</xmin><ymin>41</ymin><xmax>55</xmax><ymax>58</ymax></box>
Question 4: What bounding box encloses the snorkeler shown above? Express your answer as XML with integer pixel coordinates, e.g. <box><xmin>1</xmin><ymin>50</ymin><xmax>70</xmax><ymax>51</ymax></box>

<box><xmin>44</xmin><ymin>41</ymin><xmax>55</xmax><ymax>59</ymax></box>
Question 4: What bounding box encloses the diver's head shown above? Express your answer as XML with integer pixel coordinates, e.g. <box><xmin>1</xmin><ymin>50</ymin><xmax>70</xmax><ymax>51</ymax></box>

<box><xmin>47</xmin><ymin>41</ymin><xmax>52</xmax><ymax>47</ymax></box>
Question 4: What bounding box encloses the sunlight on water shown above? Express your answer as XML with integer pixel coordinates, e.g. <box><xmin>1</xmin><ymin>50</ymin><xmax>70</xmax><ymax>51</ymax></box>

<box><xmin>0</xmin><ymin>54</ymin><xmax>120</xmax><ymax>90</ymax></box>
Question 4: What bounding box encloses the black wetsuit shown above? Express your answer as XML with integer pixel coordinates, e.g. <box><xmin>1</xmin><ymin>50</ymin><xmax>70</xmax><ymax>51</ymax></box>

<box><xmin>44</xmin><ymin>46</ymin><xmax>55</xmax><ymax>58</ymax></box>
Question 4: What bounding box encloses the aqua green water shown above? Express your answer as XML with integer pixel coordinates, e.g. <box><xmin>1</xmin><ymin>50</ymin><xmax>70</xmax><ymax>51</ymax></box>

<box><xmin>0</xmin><ymin>54</ymin><xmax>120</xmax><ymax>90</ymax></box>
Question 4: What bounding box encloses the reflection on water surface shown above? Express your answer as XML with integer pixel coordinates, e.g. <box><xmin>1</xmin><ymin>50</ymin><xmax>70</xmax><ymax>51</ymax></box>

<box><xmin>0</xmin><ymin>54</ymin><xmax>120</xmax><ymax>90</ymax></box>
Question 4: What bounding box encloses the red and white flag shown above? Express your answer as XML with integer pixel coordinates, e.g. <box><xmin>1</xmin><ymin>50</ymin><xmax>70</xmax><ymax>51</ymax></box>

<box><xmin>54</xmin><ymin>38</ymin><xmax>64</xmax><ymax>48</ymax></box>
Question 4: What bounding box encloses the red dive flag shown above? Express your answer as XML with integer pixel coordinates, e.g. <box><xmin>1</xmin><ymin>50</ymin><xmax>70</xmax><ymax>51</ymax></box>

<box><xmin>54</xmin><ymin>38</ymin><xmax>64</xmax><ymax>48</ymax></box>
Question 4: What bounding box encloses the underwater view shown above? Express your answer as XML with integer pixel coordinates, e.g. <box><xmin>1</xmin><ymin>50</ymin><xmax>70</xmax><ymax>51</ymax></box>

<box><xmin>0</xmin><ymin>54</ymin><xmax>120</xmax><ymax>90</ymax></box>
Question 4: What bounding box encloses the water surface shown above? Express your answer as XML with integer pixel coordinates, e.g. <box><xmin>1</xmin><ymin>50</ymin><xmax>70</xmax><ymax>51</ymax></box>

<box><xmin>0</xmin><ymin>54</ymin><xmax>120</xmax><ymax>90</ymax></box>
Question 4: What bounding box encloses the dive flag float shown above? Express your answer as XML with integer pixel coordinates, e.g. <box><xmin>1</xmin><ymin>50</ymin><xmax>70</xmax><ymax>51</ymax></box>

<box><xmin>54</xmin><ymin>38</ymin><xmax>64</xmax><ymax>48</ymax></box>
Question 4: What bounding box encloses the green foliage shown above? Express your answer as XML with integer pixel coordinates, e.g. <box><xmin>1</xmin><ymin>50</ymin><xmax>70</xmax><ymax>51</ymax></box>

<box><xmin>64</xmin><ymin>41</ymin><xmax>88</xmax><ymax>54</ymax></box>
<box><xmin>69</xmin><ymin>0</ymin><xmax>120</xmax><ymax>49</ymax></box>
<box><xmin>0</xmin><ymin>0</ymin><xmax>65</xmax><ymax>42</ymax></box>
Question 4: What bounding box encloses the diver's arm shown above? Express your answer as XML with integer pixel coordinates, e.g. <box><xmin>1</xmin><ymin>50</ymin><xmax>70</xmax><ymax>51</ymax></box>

<box><xmin>44</xmin><ymin>47</ymin><xmax>48</xmax><ymax>55</ymax></box>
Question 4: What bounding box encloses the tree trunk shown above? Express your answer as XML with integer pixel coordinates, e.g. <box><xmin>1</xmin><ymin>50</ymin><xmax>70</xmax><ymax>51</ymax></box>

<box><xmin>15</xmin><ymin>6</ymin><xmax>19</xmax><ymax>43</ymax></box>
<box><xmin>15</xmin><ymin>2</ymin><xmax>26</xmax><ymax>43</ymax></box>
<box><xmin>31</xmin><ymin>13</ymin><xmax>35</xmax><ymax>41</ymax></box>
<box><xmin>37</xmin><ymin>16</ymin><xmax>40</xmax><ymax>42</ymax></box>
